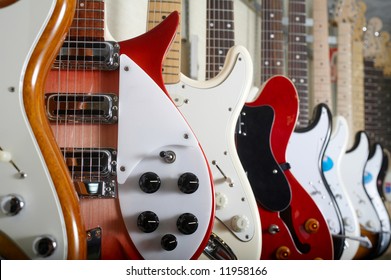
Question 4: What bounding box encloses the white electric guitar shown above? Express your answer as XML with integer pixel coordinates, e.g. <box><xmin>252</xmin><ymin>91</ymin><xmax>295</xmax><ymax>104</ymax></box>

<box><xmin>0</xmin><ymin>0</ymin><xmax>86</xmax><ymax>259</ymax></box>
<box><xmin>322</xmin><ymin>116</ymin><xmax>362</xmax><ymax>259</ymax></box>
<box><xmin>340</xmin><ymin>131</ymin><xmax>382</xmax><ymax>259</ymax></box>
<box><xmin>363</xmin><ymin>143</ymin><xmax>391</xmax><ymax>257</ymax></box>
<box><xmin>148</xmin><ymin>0</ymin><xmax>261</xmax><ymax>259</ymax></box>
<box><xmin>286</xmin><ymin>103</ymin><xmax>345</xmax><ymax>259</ymax></box>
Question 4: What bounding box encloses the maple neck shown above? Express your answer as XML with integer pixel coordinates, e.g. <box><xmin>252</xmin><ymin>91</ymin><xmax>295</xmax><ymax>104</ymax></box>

<box><xmin>336</xmin><ymin>22</ymin><xmax>353</xmax><ymax>129</ymax></box>
<box><xmin>287</xmin><ymin>0</ymin><xmax>309</xmax><ymax>127</ymax></box>
<box><xmin>312</xmin><ymin>0</ymin><xmax>333</xmax><ymax>112</ymax></box>
<box><xmin>260</xmin><ymin>0</ymin><xmax>285</xmax><ymax>83</ymax></box>
<box><xmin>205</xmin><ymin>0</ymin><xmax>235</xmax><ymax>80</ymax></box>
<box><xmin>352</xmin><ymin>41</ymin><xmax>365</xmax><ymax>134</ymax></box>
<box><xmin>67</xmin><ymin>0</ymin><xmax>105</xmax><ymax>41</ymax></box>
<box><xmin>147</xmin><ymin>0</ymin><xmax>182</xmax><ymax>84</ymax></box>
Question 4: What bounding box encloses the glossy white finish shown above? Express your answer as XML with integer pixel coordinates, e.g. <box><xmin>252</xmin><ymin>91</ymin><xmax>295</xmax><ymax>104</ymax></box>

<box><xmin>167</xmin><ymin>45</ymin><xmax>262</xmax><ymax>259</ymax></box>
<box><xmin>322</xmin><ymin>116</ymin><xmax>360</xmax><ymax>259</ymax></box>
<box><xmin>364</xmin><ymin>144</ymin><xmax>391</xmax><ymax>253</ymax></box>
<box><xmin>340</xmin><ymin>132</ymin><xmax>381</xmax><ymax>233</ymax></box>
<box><xmin>287</xmin><ymin>106</ymin><xmax>342</xmax><ymax>235</ymax></box>
<box><xmin>0</xmin><ymin>0</ymin><xmax>67</xmax><ymax>259</ymax></box>
<box><xmin>117</xmin><ymin>54</ymin><xmax>214</xmax><ymax>260</ymax></box>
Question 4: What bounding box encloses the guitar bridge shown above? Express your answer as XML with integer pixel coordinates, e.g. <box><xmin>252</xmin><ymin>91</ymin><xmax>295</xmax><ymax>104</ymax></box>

<box><xmin>62</xmin><ymin>148</ymin><xmax>117</xmax><ymax>198</ymax></box>
<box><xmin>54</xmin><ymin>41</ymin><xmax>120</xmax><ymax>70</ymax></box>
<box><xmin>45</xmin><ymin>93</ymin><xmax>118</xmax><ymax>124</ymax></box>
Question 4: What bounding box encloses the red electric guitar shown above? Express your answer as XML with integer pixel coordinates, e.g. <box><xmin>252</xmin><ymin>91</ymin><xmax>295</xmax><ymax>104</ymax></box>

<box><xmin>43</xmin><ymin>0</ymin><xmax>214</xmax><ymax>259</ymax></box>
<box><xmin>236</xmin><ymin>0</ymin><xmax>334</xmax><ymax>259</ymax></box>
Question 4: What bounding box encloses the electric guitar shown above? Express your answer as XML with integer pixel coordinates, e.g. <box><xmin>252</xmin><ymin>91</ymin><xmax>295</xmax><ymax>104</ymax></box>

<box><xmin>321</xmin><ymin>0</ymin><xmax>365</xmax><ymax>260</ymax></box>
<box><xmin>44</xmin><ymin>0</ymin><xmax>214</xmax><ymax>260</ymax></box>
<box><xmin>340</xmin><ymin>131</ymin><xmax>382</xmax><ymax>259</ymax></box>
<box><xmin>0</xmin><ymin>0</ymin><xmax>86</xmax><ymax>259</ymax></box>
<box><xmin>364</xmin><ymin>143</ymin><xmax>391</xmax><ymax>258</ymax></box>
<box><xmin>321</xmin><ymin>116</ymin><xmax>362</xmax><ymax>259</ymax></box>
<box><xmin>148</xmin><ymin>0</ymin><xmax>262</xmax><ymax>260</ymax></box>
<box><xmin>237</xmin><ymin>0</ymin><xmax>334</xmax><ymax>260</ymax></box>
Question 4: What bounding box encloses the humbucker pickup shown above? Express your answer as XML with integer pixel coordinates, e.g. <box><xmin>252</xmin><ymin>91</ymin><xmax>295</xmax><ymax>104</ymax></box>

<box><xmin>45</xmin><ymin>93</ymin><xmax>118</xmax><ymax>124</ymax></box>
<box><xmin>62</xmin><ymin>148</ymin><xmax>117</xmax><ymax>198</ymax></box>
<box><xmin>53</xmin><ymin>41</ymin><xmax>120</xmax><ymax>70</ymax></box>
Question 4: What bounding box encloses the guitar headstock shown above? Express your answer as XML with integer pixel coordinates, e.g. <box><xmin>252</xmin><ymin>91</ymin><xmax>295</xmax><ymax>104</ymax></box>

<box><xmin>332</xmin><ymin>0</ymin><xmax>357</xmax><ymax>24</ymax></box>
<box><xmin>384</xmin><ymin>41</ymin><xmax>391</xmax><ymax>76</ymax></box>
<box><xmin>374</xmin><ymin>31</ymin><xmax>391</xmax><ymax>69</ymax></box>
<box><xmin>363</xmin><ymin>17</ymin><xmax>383</xmax><ymax>59</ymax></box>
<box><xmin>352</xmin><ymin>0</ymin><xmax>367</xmax><ymax>42</ymax></box>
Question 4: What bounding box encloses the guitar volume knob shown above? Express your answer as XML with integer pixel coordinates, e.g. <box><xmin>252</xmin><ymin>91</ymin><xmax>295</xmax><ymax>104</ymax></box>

<box><xmin>139</xmin><ymin>172</ymin><xmax>161</xmax><ymax>193</ymax></box>
<box><xmin>1</xmin><ymin>194</ymin><xmax>24</xmax><ymax>216</ymax></box>
<box><xmin>177</xmin><ymin>213</ymin><xmax>198</xmax><ymax>235</ymax></box>
<box><xmin>161</xmin><ymin>234</ymin><xmax>178</xmax><ymax>251</ymax></box>
<box><xmin>276</xmin><ymin>246</ymin><xmax>291</xmax><ymax>260</ymax></box>
<box><xmin>178</xmin><ymin>172</ymin><xmax>199</xmax><ymax>194</ymax></box>
<box><xmin>137</xmin><ymin>211</ymin><xmax>159</xmax><ymax>233</ymax></box>
<box><xmin>33</xmin><ymin>236</ymin><xmax>57</xmax><ymax>258</ymax></box>
<box><xmin>304</xmin><ymin>218</ymin><xmax>320</xmax><ymax>234</ymax></box>
<box><xmin>231</xmin><ymin>215</ymin><xmax>250</xmax><ymax>232</ymax></box>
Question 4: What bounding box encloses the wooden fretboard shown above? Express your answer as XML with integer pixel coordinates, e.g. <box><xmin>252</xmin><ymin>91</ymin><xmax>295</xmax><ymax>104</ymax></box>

<box><xmin>260</xmin><ymin>0</ymin><xmax>285</xmax><ymax>83</ymax></box>
<box><xmin>205</xmin><ymin>0</ymin><xmax>235</xmax><ymax>80</ymax></box>
<box><xmin>68</xmin><ymin>0</ymin><xmax>105</xmax><ymax>41</ymax></box>
<box><xmin>287</xmin><ymin>0</ymin><xmax>309</xmax><ymax>128</ymax></box>
<box><xmin>147</xmin><ymin>0</ymin><xmax>182</xmax><ymax>84</ymax></box>
<box><xmin>311</xmin><ymin>0</ymin><xmax>333</xmax><ymax>112</ymax></box>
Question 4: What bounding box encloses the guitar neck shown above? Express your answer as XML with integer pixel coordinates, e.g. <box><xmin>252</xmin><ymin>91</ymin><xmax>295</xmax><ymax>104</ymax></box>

<box><xmin>67</xmin><ymin>0</ymin><xmax>105</xmax><ymax>41</ymax></box>
<box><xmin>287</xmin><ymin>0</ymin><xmax>309</xmax><ymax>127</ymax></box>
<box><xmin>312</xmin><ymin>0</ymin><xmax>333</xmax><ymax>112</ymax></box>
<box><xmin>351</xmin><ymin>40</ymin><xmax>365</xmax><ymax>134</ymax></box>
<box><xmin>260</xmin><ymin>0</ymin><xmax>285</xmax><ymax>83</ymax></box>
<box><xmin>148</xmin><ymin>0</ymin><xmax>182</xmax><ymax>84</ymax></box>
<box><xmin>336</xmin><ymin>22</ymin><xmax>353</xmax><ymax>129</ymax></box>
<box><xmin>205</xmin><ymin>0</ymin><xmax>235</xmax><ymax>80</ymax></box>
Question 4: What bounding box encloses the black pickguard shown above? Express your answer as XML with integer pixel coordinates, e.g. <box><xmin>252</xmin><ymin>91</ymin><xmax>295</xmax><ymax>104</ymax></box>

<box><xmin>236</xmin><ymin>105</ymin><xmax>291</xmax><ymax>212</ymax></box>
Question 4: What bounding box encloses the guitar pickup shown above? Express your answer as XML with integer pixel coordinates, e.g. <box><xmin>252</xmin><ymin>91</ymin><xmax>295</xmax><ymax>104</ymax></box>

<box><xmin>62</xmin><ymin>148</ymin><xmax>117</xmax><ymax>198</ymax></box>
<box><xmin>53</xmin><ymin>41</ymin><xmax>120</xmax><ymax>70</ymax></box>
<box><xmin>45</xmin><ymin>93</ymin><xmax>118</xmax><ymax>124</ymax></box>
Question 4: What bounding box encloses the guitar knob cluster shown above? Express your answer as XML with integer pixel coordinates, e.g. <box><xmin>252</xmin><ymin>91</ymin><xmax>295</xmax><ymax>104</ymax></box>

<box><xmin>137</xmin><ymin>211</ymin><xmax>199</xmax><ymax>251</ymax></box>
<box><xmin>139</xmin><ymin>172</ymin><xmax>200</xmax><ymax>194</ymax></box>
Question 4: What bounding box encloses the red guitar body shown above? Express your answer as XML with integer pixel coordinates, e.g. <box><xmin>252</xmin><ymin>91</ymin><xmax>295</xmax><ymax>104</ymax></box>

<box><xmin>244</xmin><ymin>76</ymin><xmax>334</xmax><ymax>260</ymax></box>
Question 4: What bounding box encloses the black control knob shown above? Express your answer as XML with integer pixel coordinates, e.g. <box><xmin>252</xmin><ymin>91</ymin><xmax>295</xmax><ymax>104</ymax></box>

<box><xmin>161</xmin><ymin>234</ymin><xmax>177</xmax><ymax>251</ymax></box>
<box><xmin>139</xmin><ymin>172</ymin><xmax>161</xmax><ymax>193</ymax></box>
<box><xmin>1</xmin><ymin>195</ymin><xmax>24</xmax><ymax>216</ymax></box>
<box><xmin>34</xmin><ymin>236</ymin><xmax>57</xmax><ymax>258</ymax></box>
<box><xmin>177</xmin><ymin>213</ymin><xmax>198</xmax><ymax>235</ymax></box>
<box><xmin>137</xmin><ymin>211</ymin><xmax>159</xmax><ymax>233</ymax></box>
<box><xmin>178</xmin><ymin>172</ymin><xmax>199</xmax><ymax>194</ymax></box>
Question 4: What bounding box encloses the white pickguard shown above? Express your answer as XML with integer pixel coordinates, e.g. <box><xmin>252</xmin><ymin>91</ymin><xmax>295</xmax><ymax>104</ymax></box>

<box><xmin>117</xmin><ymin>54</ymin><xmax>214</xmax><ymax>260</ymax></box>
<box><xmin>364</xmin><ymin>144</ymin><xmax>391</xmax><ymax>254</ymax></box>
<box><xmin>166</xmin><ymin>45</ymin><xmax>262</xmax><ymax>260</ymax></box>
<box><xmin>0</xmin><ymin>0</ymin><xmax>67</xmax><ymax>259</ymax></box>
<box><xmin>322</xmin><ymin>116</ymin><xmax>360</xmax><ymax>259</ymax></box>
<box><xmin>340</xmin><ymin>132</ymin><xmax>381</xmax><ymax>233</ymax></box>
<box><xmin>286</xmin><ymin>105</ymin><xmax>342</xmax><ymax>235</ymax></box>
